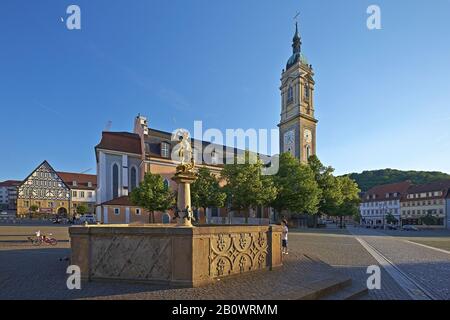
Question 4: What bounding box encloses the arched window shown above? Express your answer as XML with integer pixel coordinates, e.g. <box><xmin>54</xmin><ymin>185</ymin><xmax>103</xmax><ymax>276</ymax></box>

<box><xmin>130</xmin><ymin>167</ymin><xmax>137</xmax><ymax>191</ymax></box>
<box><xmin>306</xmin><ymin>145</ymin><xmax>311</xmax><ymax>160</ymax></box>
<box><xmin>304</xmin><ymin>83</ymin><xmax>310</xmax><ymax>101</ymax></box>
<box><xmin>112</xmin><ymin>164</ymin><xmax>119</xmax><ymax>199</ymax></box>
<box><xmin>163</xmin><ymin>179</ymin><xmax>170</xmax><ymax>190</ymax></box>
<box><xmin>287</xmin><ymin>86</ymin><xmax>293</xmax><ymax>104</ymax></box>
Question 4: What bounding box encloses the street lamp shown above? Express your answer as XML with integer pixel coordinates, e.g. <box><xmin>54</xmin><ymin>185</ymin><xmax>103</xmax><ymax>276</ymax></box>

<box><xmin>381</xmin><ymin>202</ymin><xmax>388</xmax><ymax>230</ymax></box>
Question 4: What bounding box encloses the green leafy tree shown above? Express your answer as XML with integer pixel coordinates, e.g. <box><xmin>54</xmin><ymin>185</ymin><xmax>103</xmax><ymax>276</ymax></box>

<box><xmin>130</xmin><ymin>172</ymin><xmax>175</xmax><ymax>223</ymax></box>
<box><xmin>308</xmin><ymin>155</ymin><xmax>343</xmax><ymax>226</ymax></box>
<box><xmin>385</xmin><ymin>212</ymin><xmax>398</xmax><ymax>225</ymax></box>
<box><xmin>29</xmin><ymin>205</ymin><xmax>39</xmax><ymax>219</ymax></box>
<box><xmin>332</xmin><ymin>176</ymin><xmax>361</xmax><ymax>227</ymax></box>
<box><xmin>347</xmin><ymin>169</ymin><xmax>450</xmax><ymax>192</ymax></box>
<box><xmin>76</xmin><ymin>204</ymin><xmax>88</xmax><ymax>215</ymax></box>
<box><xmin>221</xmin><ymin>152</ymin><xmax>277</xmax><ymax>222</ymax></box>
<box><xmin>191</xmin><ymin>167</ymin><xmax>226</xmax><ymax>220</ymax></box>
<box><xmin>270</xmin><ymin>153</ymin><xmax>321</xmax><ymax>220</ymax></box>
<box><xmin>422</xmin><ymin>213</ymin><xmax>438</xmax><ymax>226</ymax></box>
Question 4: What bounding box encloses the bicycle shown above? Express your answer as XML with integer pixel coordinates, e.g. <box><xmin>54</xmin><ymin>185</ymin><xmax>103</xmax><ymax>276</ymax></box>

<box><xmin>28</xmin><ymin>233</ymin><xmax>58</xmax><ymax>246</ymax></box>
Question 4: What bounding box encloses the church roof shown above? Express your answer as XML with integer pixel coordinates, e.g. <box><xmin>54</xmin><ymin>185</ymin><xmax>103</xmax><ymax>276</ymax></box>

<box><xmin>95</xmin><ymin>132</ymin><xmax>142</xmax><ymax>155</ymax></box>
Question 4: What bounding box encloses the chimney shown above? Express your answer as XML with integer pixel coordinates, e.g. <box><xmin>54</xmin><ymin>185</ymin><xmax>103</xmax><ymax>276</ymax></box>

<box><xmin>134</xmin><ymin>114</ymin><xmax>149</xmax><ymax>137</ymax></box>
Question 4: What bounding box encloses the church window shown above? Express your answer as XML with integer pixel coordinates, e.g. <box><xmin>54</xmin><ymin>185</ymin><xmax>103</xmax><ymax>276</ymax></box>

<box><xmin>161</xmin><ymin>142</ymin><xmax>170</xmax><ymax>158</ymax></box>
<box><xmin>130</xmin><ymin>167</ymin><xmax>137</xmax><ymax>191</ymax></box>
<box><xmin>306</xmin><ymin>145</ymin><xmax>311</xmax><ymax>160</ymax></box>
<box><xmin>287</xmin><ymin>86</ymin><xmax>293</xmax><ymax>104</ymax></box>
<box><xmin>112</xmin><ymin>164</ymin><xmax>119</xmax><ymax>199</ymax></box>
<box><xmin>304</xmin><ymin>83</ymin><xmax>310</xmax><ymax>101</ymax></box>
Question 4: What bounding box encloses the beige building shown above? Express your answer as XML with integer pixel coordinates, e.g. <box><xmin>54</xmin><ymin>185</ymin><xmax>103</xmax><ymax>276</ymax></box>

<box><xmin>400</xmin><ymin>180</ymin><xmax>450</xmax><ymax>228</ymax></box>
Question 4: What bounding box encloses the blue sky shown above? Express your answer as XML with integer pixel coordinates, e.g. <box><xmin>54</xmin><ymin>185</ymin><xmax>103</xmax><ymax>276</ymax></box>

<box><xmin>1</xmin><ymin>0</ymin><xmax>450</xmax><ymax>181</ymax></box>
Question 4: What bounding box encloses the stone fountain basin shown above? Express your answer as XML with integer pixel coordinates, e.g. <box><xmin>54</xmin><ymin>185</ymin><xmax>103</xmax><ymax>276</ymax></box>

<box><xmin>70</xmin><ymin>224</ymin><xmax>282</xmax><ymax>288</ymax></box>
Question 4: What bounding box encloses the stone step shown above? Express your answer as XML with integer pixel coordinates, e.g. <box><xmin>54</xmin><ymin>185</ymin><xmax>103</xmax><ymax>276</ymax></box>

<box><xmin>299</xmin><ymin>253</ymin><xmax>368</xmax><ymax>300</ymax></box>
<box><xmin>320</xmin><ymin>281</ymin><xmax>368</xmax><ymax>300</ymax></box>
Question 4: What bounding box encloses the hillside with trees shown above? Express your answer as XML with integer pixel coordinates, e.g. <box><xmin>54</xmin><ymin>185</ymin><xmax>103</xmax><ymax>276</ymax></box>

<box><xmin>345</xmin><ymin>169</ymin><xmax>450</xmax><ymax>192</ymax></box>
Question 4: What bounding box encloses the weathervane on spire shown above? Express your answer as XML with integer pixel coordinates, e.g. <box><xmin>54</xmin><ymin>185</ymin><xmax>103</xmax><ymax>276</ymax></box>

<box><xmin>293</xmin><ymin>11</ymin><xmax>300</xmax><ymax>25</ymax></box>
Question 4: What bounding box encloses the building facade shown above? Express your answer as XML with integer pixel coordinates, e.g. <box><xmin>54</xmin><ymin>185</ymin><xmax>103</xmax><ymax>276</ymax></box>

<box><xmin>58</xmin><ymin>172</ymin><xmax>97</xmax><ymax>214</ymax></box>
<box><xmin>95</xmin><ymin>115</ymin><xmax>273</xmax><ymax>225</ymax></box>
<box><xmin>359</xmin><ymin>181</ymin><xmax>412</xmax><ymax>227</ymax></box>
<box><xmin>279</xmin><ymin>23</ymin><xmax>318</xmax><ymax>163</ymax></box>
<box><xmin>0</xmin><ymin>180</ymin><xmax>21</xmax><ymax>211</ymax></box>
<box><xmin>16</xmin><ymin>161</ymin><xmax>97</xmax><ymax>217</ymax></box>
<box><xmin>400</xmin><ymin>181</ymin><xmax>450</xmax><ymax>228</ymax></box>
<box><xmin>17</xmin><ymin>161</ymin><xmax>71</xmax><ymax>217</ymax></box>
<box><xmin>446</xmin><ymin>194</ymin><xmax>450</xmax><ymax>230</ymax></box>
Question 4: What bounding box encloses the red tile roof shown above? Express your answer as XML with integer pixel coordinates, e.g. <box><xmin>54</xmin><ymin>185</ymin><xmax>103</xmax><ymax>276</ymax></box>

<box><xmin>363</xmin><ymin>181</ymin><xmax>413</xmax><ymax>202</ymax></box>
<box><xmin>404</xmin><ymin>180</ymin><xmax>450</xmax><ymax>200</ymax></box>
<box><xmin>0</xmin><ymin>180</ymin><xmax>22</xmax><ymax>187</ymax></box>
<box><xmin>95</xmin><ymin>132</ymin><xmax>142</xmax><ymax>155</ymax></box>
<box><xmin>57</xmin><ymin>172</ymin><xmax>97</xmax><ymax>190</ymax></box>
<box><xmin>100</xmin><ymin>196</ymin><xmax>134</xmax><ymax>206</ymax></box>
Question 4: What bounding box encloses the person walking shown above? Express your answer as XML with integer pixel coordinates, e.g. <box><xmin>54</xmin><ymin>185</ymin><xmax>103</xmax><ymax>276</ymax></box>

<box><xmin>282</xmin><ymin>219</ymin><xmax>289</xmax><ymax>255</ymax></box>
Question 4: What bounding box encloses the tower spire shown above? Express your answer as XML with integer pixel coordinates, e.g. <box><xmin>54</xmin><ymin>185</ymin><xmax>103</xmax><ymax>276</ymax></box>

<box><xmin>292</xmin><ymin>21</ymin><xmax>301</xmax><ymax>54</ymax></box>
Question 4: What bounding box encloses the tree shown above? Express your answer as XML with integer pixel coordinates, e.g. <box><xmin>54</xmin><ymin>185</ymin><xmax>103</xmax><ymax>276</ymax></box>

<box><xmin>29</xmin><ymin>205</ymin><xmax>39</xmax><ymax>219</ymax></box>
<box><xmin>221</xmin><ymin>152</ymin><xmax>277</xmax><ymax>222</ymax></box>
<box><xmin>308</xmin><ymin>155</ymin><xmax>343</xmax><ymax>226</ymax></box>
<box><xmin>385</xmin><ymin>212</ymin><xmax>398</xmax><ymax>225</ymax></box>
<box><xmin>332</xmin><ymin>176</ymin><xmax>361</xmax><ymax>227</ymax></box>
<box><xmin>270</xmin><ymin>153</ymin><xmax>321</xmax><ymax>220</ymax></box>
<box><xmin>76</xmin><ymin>204</ymin><xmax>88</xmax><ymax>215</ymax></box>
<box><xmin>191</xmin><ymin>167</ymin><xmax>226</xmax><ymax>221</ymax></box>
<box><xmin>130</xmin><ymin>172</ymin><xmax>175</xmax><ymax>224</ymax></box>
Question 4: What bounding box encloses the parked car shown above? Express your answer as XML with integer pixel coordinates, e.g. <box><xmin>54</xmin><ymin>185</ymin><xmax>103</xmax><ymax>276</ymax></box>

<box><xmin>386</xmin><ymin>225</ymin><xmax>398</xmax><ymax>230</ymax></box>
<box><xmin>402</xmin><ymin>225</ymin><xmax>419</xmax><ymax>231</ymax></box>
<box><xmin>79</xmin><ymin>214</ymin><xmax>96</xmax><ymax>224</ymax></box>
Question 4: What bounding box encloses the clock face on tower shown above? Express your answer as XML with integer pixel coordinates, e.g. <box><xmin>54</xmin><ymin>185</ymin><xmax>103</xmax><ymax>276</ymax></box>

<box><xmin>283</xmin><ymin>130</ymin><xmax>295</xmax><ymax>156</ymax></box>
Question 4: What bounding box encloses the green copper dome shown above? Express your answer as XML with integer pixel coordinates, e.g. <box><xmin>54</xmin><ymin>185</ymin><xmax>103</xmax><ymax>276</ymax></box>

<box><xmin>287</xmin><ymin>52</ymin><xmax>308</xmax><ymax>70</ymax></box>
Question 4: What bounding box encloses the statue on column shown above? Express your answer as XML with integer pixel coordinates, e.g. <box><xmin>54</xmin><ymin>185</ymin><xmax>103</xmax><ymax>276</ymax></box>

<box><xmin>171</xmin><ymin>129</ymin><xmax>197</xmax><ymax>226</ymax></box>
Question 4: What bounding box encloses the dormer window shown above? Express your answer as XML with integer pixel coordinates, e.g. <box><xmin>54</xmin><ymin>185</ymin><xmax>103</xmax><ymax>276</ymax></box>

<box><xmin>161</xmin><ymin>142</ymin><xmax>170</xmax><ymax>158</ymax></box>
<box><xmin>88</xmin><ymin>182</ymin><xmax>92</xmax><ymax>188</ymax></box>
<box><xmin>72</xmin><ymin>181</ymin><xmax>77</xmax><ymax>187</ymax></box>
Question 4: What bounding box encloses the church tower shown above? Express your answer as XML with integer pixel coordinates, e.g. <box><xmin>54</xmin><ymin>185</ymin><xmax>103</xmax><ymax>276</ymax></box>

<box><xmin>279</xmin><ymin>22</ymin><xmax>318</xmax><ymax>163</ymax></box>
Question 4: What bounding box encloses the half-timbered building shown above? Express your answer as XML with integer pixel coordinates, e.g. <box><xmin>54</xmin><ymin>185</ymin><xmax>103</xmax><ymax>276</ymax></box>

<box><xmin>17</xmin><ymin>161</ymin><xmax>71</xmax><ymax>217</ymax></box>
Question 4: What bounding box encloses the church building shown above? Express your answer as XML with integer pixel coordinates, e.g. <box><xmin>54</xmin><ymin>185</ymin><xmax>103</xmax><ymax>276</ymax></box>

<box><xmin>95</xmin><ymin>23</ymin><xmax>318</xmax><ymax>224</ymax></box>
